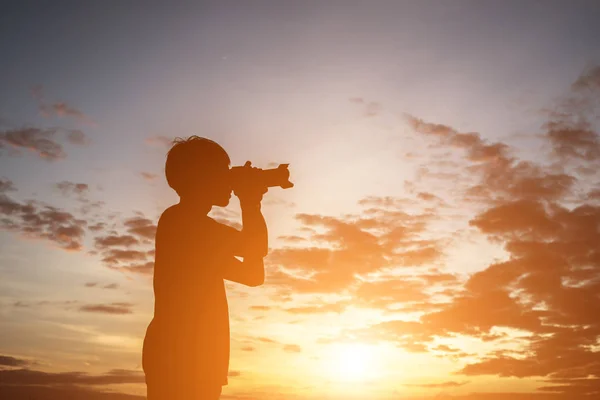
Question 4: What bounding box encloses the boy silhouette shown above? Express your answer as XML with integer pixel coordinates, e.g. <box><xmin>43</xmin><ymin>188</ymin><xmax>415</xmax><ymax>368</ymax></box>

<box><xmin>142</xmin><ymin>136</ymin><xmax>268</xmax><ymax>399</ymax></box>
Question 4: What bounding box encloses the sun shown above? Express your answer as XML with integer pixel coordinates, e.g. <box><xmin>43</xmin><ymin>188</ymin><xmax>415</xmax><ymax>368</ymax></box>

<box><xmin>326</xmin><ymin>343</ymin><xmax>376</xmax><ymax>382</ymax></box>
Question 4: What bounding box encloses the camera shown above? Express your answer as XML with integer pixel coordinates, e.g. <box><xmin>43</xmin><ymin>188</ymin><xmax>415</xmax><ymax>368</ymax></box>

<box><xmin>229</xmin><ymin>163</ymin><xmax>294</xmax><ymax>191</ymax></box>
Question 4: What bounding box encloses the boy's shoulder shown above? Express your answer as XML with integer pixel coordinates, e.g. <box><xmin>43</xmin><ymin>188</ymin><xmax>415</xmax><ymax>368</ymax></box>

<box><xmin>157</xmin><ymin>204</ymin><xmax>180</xmax><ymax>227</ymax></box>
<box><xmin>157</xmin><ymin>205</ymin><xmax>226</xmax><ymax>232</ymax></box>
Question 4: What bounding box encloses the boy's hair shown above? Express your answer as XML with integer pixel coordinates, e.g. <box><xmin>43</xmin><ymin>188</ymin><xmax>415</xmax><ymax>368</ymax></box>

<box><xmin>165</xmin><ymin>136</ymin><xmax>231</xmax><ymax>196</ymax></box>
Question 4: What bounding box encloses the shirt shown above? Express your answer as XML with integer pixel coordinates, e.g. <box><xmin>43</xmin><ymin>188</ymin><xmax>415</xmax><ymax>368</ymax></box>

<box><xmin>143</xmin><ymin>204</ymin><xmax>240</xmax><ymax>386</ymax></box>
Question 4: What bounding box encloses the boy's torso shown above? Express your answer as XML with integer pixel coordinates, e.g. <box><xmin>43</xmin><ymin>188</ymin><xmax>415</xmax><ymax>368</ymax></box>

<box><xmin>144</xmin><ymin>204</ymin><xmax>233</xmax><ymax>384</ymax></box>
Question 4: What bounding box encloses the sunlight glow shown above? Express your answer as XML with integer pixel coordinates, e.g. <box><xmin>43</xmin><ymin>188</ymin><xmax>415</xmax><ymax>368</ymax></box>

<box><xmin>327</xmin><ymin>343</ymin><xmax>377</xmax><ymax>382</ymax></box>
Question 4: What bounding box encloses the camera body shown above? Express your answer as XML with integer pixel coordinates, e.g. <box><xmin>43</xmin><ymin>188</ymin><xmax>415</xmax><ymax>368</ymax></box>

<box><xmin>229</xmin><ymin>163</ymin><xmax>294</xmax><ymax>191</ymax></box>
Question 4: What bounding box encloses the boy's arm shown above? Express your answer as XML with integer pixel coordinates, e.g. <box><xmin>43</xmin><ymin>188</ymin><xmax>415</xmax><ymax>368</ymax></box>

<box><xmin>238</xmin><ymin>199</ymin><xmax>268</xmax><ymax>258</ymax></box>
<box><xmin>222</xmin><ymin>172</ymin><xmax>268</xmax><ymax>286</ymax></box>
<box><xmin>222</xmin><ymin>200</ymin><xmax>268</xmax><ymax>287</ymax></box>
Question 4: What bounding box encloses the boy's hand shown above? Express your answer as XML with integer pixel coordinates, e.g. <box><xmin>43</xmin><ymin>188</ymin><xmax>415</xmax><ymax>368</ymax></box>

<box><xmin>233</xmin><ymin>161</ymin><xmax>268</xmax><ymax>206</ymax></box>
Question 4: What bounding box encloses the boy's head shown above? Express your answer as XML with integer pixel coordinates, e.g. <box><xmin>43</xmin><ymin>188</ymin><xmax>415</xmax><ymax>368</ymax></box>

<box><xmin>165</xmin><ymin>136</ymin><xmax>232</xmax><ymax>207</ymax></box>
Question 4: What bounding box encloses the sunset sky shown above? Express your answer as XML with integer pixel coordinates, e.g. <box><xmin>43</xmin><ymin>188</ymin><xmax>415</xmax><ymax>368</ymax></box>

<box><xmin>1</xmin><ymin>1</ymin><xmax>600</xmax><ymax>399</ymax></box>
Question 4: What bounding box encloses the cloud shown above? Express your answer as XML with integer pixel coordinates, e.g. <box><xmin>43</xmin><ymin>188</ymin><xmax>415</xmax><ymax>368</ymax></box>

<box><xmin>31</xmin><ymin>85</ymin><xmax>95</xmax><ymax>125</ymax></box>
<box><xmin>103</xmin><ymin>283</ymin><xmax>119</xmax><ymax>289</ymax></box>
<box><xmin>571</xmin><ymin>65</ymin><xmax>600</xmax><ymax>92</ymax></box>
<box><xmin>284</xmin><ymin>301</ymin><xmax>347</xmax><ymax>314</ymax></box>
<box><xmin>0</xmin><ymin>193</ymin><xmax>87</xmax><ymax>251</ymax></box>
<box><xmin>277</xmin><ymin>235</ymin><xmax>307</xmax><ymax>243</ymax></box>
<box><xmin>0</xmin><ymin>367</ymin><xmax>144</xmax><ymax>385</ymax></box>
<box><xmin>12</xmin><ymin>300</ymin><xmax>79</xmax><ymax>309</ymax></box>
<box><xmin>84</xmin><ymin>282</ymin><xmax>119</xmax><ymax>289</ymax></box>
<box><xmin>256</xmin><ymin>337</ymin><xmax>278</xmax><ymax>344</ymax></box>
<box><xmin>406</xmin><ymin>114</ymin><xmax>577</xmax><ymax>202</ymax></box>
<box><xmin>545</xmin><ymin>120</ymin><xmax>600</xmax><ymax>162</ymax></box>
<box><xmin>266</xmin><ymin>206</ymin><xmax>441</xmax><ymax>295</ymax></box>
<box><xmin>0</xmin><ymin>178</ymin><xmax>16</xmax><ymax>193</ymax></box>
<box><xmin>90</xmin><ymin>230</ymin><xmax>154</xmax><ymax>275</ymax></box>
<box><xmin>0</xmin><ymin>385</ymin><xmax>144</xmax><ymax>400</ymax></box>
<box><xmin>95</xmin><ymin>234</ymin><xmax>140</xmax><ymax>248</ymax></box>
<box><xmin>42</xmin><ymin>103</ymin><xmax>89</xmax><ymax>121</ymax></box>
<box><xmin>123</xmin><ymin>216</ymin><xmax>157</xmax><ymax>240</ymax></box>
<box><xmin>140</xmin><ymin>172</ymin><xmax>158</xmax><ymax>182</ymax></box>
<box><xmin>349</xmin><ymin>97</ymin><xmax>383</xmax><ymax>117</ymax></box>
<box><xmin>113</xmin><ymin>261</ymin><xmax>154</xmax><ymax>275</ymax></box>
<box><xmin>369</xmin><ymin>67</ymin><xmax>600</xmax><ymax>396</ymax></box>
<box><xmin>209</xmin><ymin>208</ymin><xmax>242</xmax><ymax>230</ymax></box>
<box><xmin>0</xmin><ymin>355</ymin><xmax>31</xmax><ymax>367</ymax></box>
<box><xmin>249</xmin><ymin>305</ymin><xmax>271</xmax><ymax>311</ymax></box>
<box><xmin>56</xmin><ymin>181</ymin><xmax>89</xmax><ymax>196</ymax></box>
<box><xmin>79</xmin><ymin>302</ymin><xmax>134</xmax><ymax>315</ymax></box>
<box><xmin>403</xmin><ymin>380</ymin><xmax>470</xmax><ymax>388</ymax></box>
<box><xmin>0</xmin><ymin>127</ymin><xmax>89</xmax><ymax>161</ymax></box>
<box><xmin>283</xmin><ymin>344</ymin><xmax>302</xmax><ymax>353</ymax></box>
<box><xmin>87</xmin><ymin>213</ymin><xmax>157</xmax><ymax>275</ymax></box>
<box><xmin>0</xmin><ymin>128</ymin><xmax>66</xmax><ymax>160</ymax></box>
<box><xmin>66</xmin><ymin>129</ymin><xmax>90</xmax><ymax>144</ymax></box>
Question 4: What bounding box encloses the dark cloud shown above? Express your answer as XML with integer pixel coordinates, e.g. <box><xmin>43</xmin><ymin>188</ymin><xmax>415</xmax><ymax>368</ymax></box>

<box><xmin>89</xmin><ymin>222</ymin><xmax>107</xmax><ymax>232</ymax></box>
<box><xmin>103</xmin><ymin>283</ymin><xmax>119</xmax><ymax>289</ymax></box>
<box><xmin>0</xmin><ymin>178</ymin><xmax>16</xmax><ymax>193</ymax></box>
<box><xmin>101</xmin><ymin>249</ymin><xmax>147</xmax><ymax>265</ymax></box>
<box><xmin>113</xmin><ymin>261</ymin><xmax>154</xmax><ymax>275</ymax></box>
<box><xmin>545</xmin><ymin>120</ymin><xmax>600</xmax><ymax>162</ymax></box>
<box><xmin>123</xmin><ymin>216</ymin><xmax>157</xmax><ymax>240</ymax></box>
<box><xmin>0</xmin><ymin>385</ymin><xmax>144</xmax><ymax>400</ymax></box>
<box><xmin>0</xmin><ymin>355</ymin><xmax>30</xmax><ymax>367</ymax></box>
<box><xmin>66</xmin><ymin>129</ymin><xmax>90</xmax><ymax>145</ymax></box>
<box><xmin>79</xmin><ymin>302</ymin><xmax>133</xmax><ymax>315</ymax></box>
<box><xmin>571</xmin><ymin>65</ymin><xmax>600</xmax><ymax>92</ymax></box>
<box><xmin>0</xmin><ymin>367</ymin><xmax>144</xmax><ymax>385</ymax></box>
<box><xmin>87</xmin><ymin>213</ymin><xmax>155</xmax><ymax>276</ymax></box>
<box><xmin>0</xmin><ymin>127</ymin><xmax>89</xmax><ymax>161</ymax></box>
<box><xmin>56</xmin><ymin>181</ymin><xmax>89</xmax><ymax>196</ymax></box>
<box><xmin>364</xmin><ymin>67</ymin><xmax>600</xmax><ymax>396</ymax></box>
<box><xmin>0</xmin><ymin>128</ymin><xmax>66</xmax><ymax>161</ymax></box>
<box><xmin>84</xmin><ymin>282</ymin><xmax>119</xmax><ymax>289</ymax></box>
<box><xmin>0</xmin><ymin>193</ymin><xmax>87</xmax><ymax>250</ymax></box>
<box><xmin>12</xmin><ymin>300</ymin><xmax>79</xmax><ymax>309</ymax></box>
<box><xmin>406</xmin><ymin>114</ymin><xmax>577</xmax><ymax>202</ymax></box>
<box><xmin>95</xmin><ymin>234</ymin><xmax>140</xmax><ymax>248</ymax></box>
